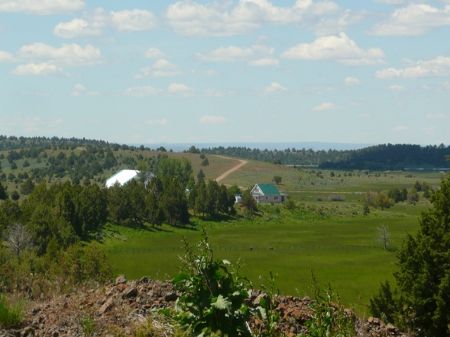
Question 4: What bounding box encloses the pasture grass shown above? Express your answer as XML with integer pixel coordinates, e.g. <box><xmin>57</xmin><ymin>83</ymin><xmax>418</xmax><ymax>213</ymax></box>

<box><xmin>103</xmin><ymin>199</ymin><xmax>428</xmax><ymax>316</ymax></box>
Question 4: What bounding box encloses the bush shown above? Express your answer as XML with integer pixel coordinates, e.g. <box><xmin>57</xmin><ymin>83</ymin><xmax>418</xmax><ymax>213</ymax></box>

<box><xmin>300</xmin><ymin>282</ymin><xmax>355</xmax><ymax>337</ymax></box>
<box><xmin>0</xmin><ymin>294</ymin><xmax>23</xmax><ymax>329</ymax></box>
<box><xmin>173</xmin><ymin>231</ymin><xmax>252</xmax><ymax>336</ymax></box>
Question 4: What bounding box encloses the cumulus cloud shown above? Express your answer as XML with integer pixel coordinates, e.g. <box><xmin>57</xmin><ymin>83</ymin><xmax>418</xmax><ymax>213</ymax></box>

<box><xmin>13</xmin><ymin>63</ymin><xmax>62</xmax><ymax>76</ymax></box>
<box><xmin>53</xmin><ymin>8</ymin><xmax>156</xmax><ymax>38</ymax></box>
<box><xmin>372</xmin><ymin>4</ymin><xmax>450</xmax><ymax>36</ymax></box>
<box><xmin>282</xmin><ymin>33</ymin><xmax>384</xmax><ymax>66</ymax></box>
<box><xmin>125</xmin><ymin>86</ymin><xmax>161</xmax><ymax>97</ymax></box>
<box><xmin>313</xmin><ymin>102</ymin><xmax>336</xmax><ymax>111</ymax></box>
<box><xmin>71</xmin><ymin>83</ymin><xmax>99</xmax><ymax>96</ymax></box>
<box><xmin>199</xmin><ymin>115</ymin><xmax>226</xmax><ymax>125</ymax></box>
<box><xmin>0</xmin><ymin>51</ymin><xmax>14</xmax><ymax>62</ymax></box>
<box><xmin>145</xmin><ymin>48</ymin><xmax>164</xmax><ymax>59</ymax></box>
<box><xmin>166</xmin><ymin>0</ymin><xmax>356</xmax><ymax>37</ymax></box>
<box><xmin>54</xmin><ymin>18</ymin><xmax>102</xmax><ymax>38</ymax></box>
<box><xmin>168</xmin><ymin>83</ymin><xmax>192</xmax><ymax>96</ymax></box>
<box><xmin>19</xmin><ymin>43</ymin><xmax>101</xmax><ymax>66</ymax></box>
<box><xmin>376</xmin><ymin>56</ymin><xmax>450</xmax><ymax>79</ymax></box>
<box><xmin>389</xmin><ymin>84</ymin><xmax>404</xmax><ymax>91</ymax></box>
<box><xmin>0</xmin><ymin>0</ymin><xmax>84</xmax><ymax>15</ymax></box>
<box><xmin>111</xmin><ymin>9</ymin><xmax>156</xmax><ymax>32</ymax></box>
<box><xmin>198</xmin><ymin>44</ymin><xmax>278</xmax><ymax>66</ymax></box>
<box><xmin>344</xmin><ymin>76</ymin><xmax>360</xmax><ymax>86</ymax></box>
<box><xmin>263</xmin><ymin>82</ymin><xmax>287</xmax><ymax>94</ymax></box>
<box><xmin>135</xmin><ymin>58</ymin><xmax>178</xmax><ymax>78</ymax></box>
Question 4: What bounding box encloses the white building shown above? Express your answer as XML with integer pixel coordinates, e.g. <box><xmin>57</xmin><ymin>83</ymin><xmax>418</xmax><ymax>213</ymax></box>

<box><xmin>106</xmin><ymin>169</ymin><xmax>140</xmax><ymax>188</ymax></box>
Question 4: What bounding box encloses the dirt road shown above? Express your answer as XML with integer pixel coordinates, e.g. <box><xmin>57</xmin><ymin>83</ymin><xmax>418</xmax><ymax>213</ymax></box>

<box><xmin>215</xmin><ymin>157</ymin><xmax>248</xmax><ymax>183</ymax></box>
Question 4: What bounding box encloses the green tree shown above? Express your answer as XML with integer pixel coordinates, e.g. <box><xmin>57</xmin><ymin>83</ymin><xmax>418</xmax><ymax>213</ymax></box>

<box><xmin>370</xmin><ymin>174</ymin><xmax>450</xmax><ymax>336</ymax></box>
<box><xmin>272</xmin><ymin>176</ymin><xmax>282</xmax><ymax>185</ymax></box>
<box><xmin>19</xmin><ymin>178</ymin><xmax>35</xmax><ymax>196</ymax></box>
<box><xmin>0</xmin><ymin>182</ymin><xmax>7</xmax><ymax>200</ymax></box>
<box><xmin>241</xmin><ymin>189</ymin><xmax>257</xmax><ymax>217</ymax></box>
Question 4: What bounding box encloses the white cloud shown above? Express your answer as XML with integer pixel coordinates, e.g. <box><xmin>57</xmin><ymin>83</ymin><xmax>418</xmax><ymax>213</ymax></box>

<box><xmin>166</xmin><ymin>0</ymin><xmax>354</xmax><ymax>37</ymax></box>
<box><xmin>198</xmin><ymin>44</ymin><xmax>278</xmax><ymax>66</ymax></box>
<box><xmin>168</xmin><ymin>83</ymin><xmax>192</xmax><ymax>96</ymax></box>
<box><xmin>53</xmin><ymin>8</ymin><xmax>156</xmax><ymax>38</ymax></box>
<box><xmin>344</xmin><ymin>76</ymin><xmax>360</xmax><ymax>86</ymax></box>
<box><xmin>375</xmin><ymin>0</ymin><xmax>406</xmax><ymax>4</ymax></box>
<box><xmin>0</xmin><ymin>0</ymin><xmax>84</xmax><ymax>15</ymax></box>
<box><xmin>135</xmin><ymin>58</ymin><xmax>178</xmax><ymax>78</ymax></box>
<box><xmin>145</xmin><ymin>48</ymin><xmax>164</xmax><ymax>59</ymax></box>
<box><xmin>426</xmin><ymin>112</ymin><xmax>449</xmax><ymax>120</ymax></box>
<box><xmin>71</xmin><ymin>83</ymin><xmax>99</xmax><ymax>96</ymax></box>
<box><xmin>111</xmin><ymin>9</ymin><xmax>156</xmax><ymax>32</ymax></box>
<box><xmin>54</xmin><ymin>18</ymin><xmax>102</xmax><ymax>38</ymax></box>
<box><xmin>282</xmin><ymin>33</ymin><xmax>384</xmax><ymax>66</ymax></box>
<box><xmin>389</xmin><ymin>84</ymin><xmax>404</xmax><ymax>91</ymax></box>
<box><xmin>263</xmin><ymin>82</ymin><xmax>287</xmax><ymax>94</ymax></box>
<box><xmin>19</xmin><ymin>43</ymin><xmax>101</xmax><ymax>66</ymax></box>
<box><xmin>146</xmin><ymin>118</ymin><xmax>168</xmax><ymax>126</ymax></box>
<box><xmin>199</xmin><ymin>115</ymin><xmax>226</xmax><ymax>125</ymax></box>
<box><xmin>0</xmin><ymin>51</ymin><xmax>14</xmax><ymax>62</ymax></box>
<box><xmin>249</xmin><ymin>57</ymin><xmax>279</xmax><ymax>66</ymax></box>
<box><xmin>393</xmin><ymin>125</ymin><xmax>409</xmax><ymax>132</ymax></box>
<box><xmin>125</xmin><ymin>86</ymin><xmax>161</xmax><ymax>97</ymax></box>
<box><xmin>13</xmin><ymin>63</ymin><xmax>61</xmax><ymax>76</ymax></box>
<box><xmin>313</xmin><ymin>102</ymin><xmax>336</xmax><ymax>111</ymax></box>
<box><xmin>376</xmin><ymin>56</ymin><xmax>450</xmax><ymax>79</ymax></box>
<box><xmin>372</xmin><ymin>4</ymin><xmax>450</xmax><ymax>36</ymax></box>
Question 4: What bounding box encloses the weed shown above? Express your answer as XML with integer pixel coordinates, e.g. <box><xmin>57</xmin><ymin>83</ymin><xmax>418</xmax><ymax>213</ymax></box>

<box><xmin>0</xmin><ymin>294</ymin><xmax>23</xmax><ymax>329</ymax></box>
<box><xmin>173</xmin><ymin>229</ymin><xmax>252</xmax><ymax>336</ymax></box>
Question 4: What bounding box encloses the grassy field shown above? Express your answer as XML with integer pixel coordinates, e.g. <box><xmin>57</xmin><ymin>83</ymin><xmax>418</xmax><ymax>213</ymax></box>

<box><xmin>103</xmin><ymin>196</ymin><xmax>430</xmax><ymax>316</ymax></box>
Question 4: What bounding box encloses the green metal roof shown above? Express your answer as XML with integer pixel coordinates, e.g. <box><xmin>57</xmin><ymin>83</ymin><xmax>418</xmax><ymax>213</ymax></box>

<box><xmin>257</xmin><ymin>183</ymin><xmax>281</xmax><ymax>196</ymax></box>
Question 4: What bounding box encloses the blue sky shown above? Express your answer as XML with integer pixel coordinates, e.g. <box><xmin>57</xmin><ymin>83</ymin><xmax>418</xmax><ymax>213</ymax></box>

<box><xmin>1</xmin><ymin>0</ymin><xmax>449</xmax><ymax>145</ymax></box>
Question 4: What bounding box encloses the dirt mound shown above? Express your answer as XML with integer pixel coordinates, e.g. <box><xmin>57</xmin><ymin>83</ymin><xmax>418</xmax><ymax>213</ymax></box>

<box><xmin>0</xmin><ymin>276</ymin><xmax>408</xmax><ymax>337</ymax></box>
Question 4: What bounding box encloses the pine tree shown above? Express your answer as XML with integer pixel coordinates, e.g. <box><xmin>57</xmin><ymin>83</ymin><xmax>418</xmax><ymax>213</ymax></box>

<box><xmin>371</xmin><ymin>174</ymin><xmax>450</xmax><ymax>336</ymax></box>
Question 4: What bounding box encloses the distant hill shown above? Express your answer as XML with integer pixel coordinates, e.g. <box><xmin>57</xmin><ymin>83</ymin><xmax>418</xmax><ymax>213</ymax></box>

<box><xmin>200</xmin><ymin>143</ymin><xmax>450</xmax><ymax>170</ymax></box>
<box><xmin>319</xmin><ymin>144</ymin><xmax>450</xmax><ymax>170</ymax></box>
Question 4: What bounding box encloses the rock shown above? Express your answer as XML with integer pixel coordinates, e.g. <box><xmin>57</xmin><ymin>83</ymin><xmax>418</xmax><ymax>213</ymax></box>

<box><xmin>98</xmin><ymin>297</ymin><xmax>114</xmax><ymax>315</ymax></box>
<box><xmin>20</xmin><ymin>327</ymin><xmax>34</xmax><ymax>337</ymax></box>
<box><xmin>164</xmin><ymin>292</ymin><xmax>178</xmax><ymax>302</ymax></box>
<box><xmin>368</xmin><ymin>316</ymin><xmax>374</xmax><ymax>323</ymax></box>
<box><xmin>122</xmin><ymin>287</ymin><xmax>138</xmax><ymax>299</ymax></box>
<box><xmin>115</xmin><ymin>275</ymin><xmax>127</xmax><ymax>285</ymax></box>
<box><xmin>386</xmin><ymin>323</ymin><xmax>396</xmax><ymax>331</ymax></box>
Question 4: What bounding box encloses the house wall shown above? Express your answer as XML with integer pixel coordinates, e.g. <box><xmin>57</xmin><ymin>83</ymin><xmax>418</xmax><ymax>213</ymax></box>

<box><xmin>252</xmin><ymin>194</ymin><xmax>285</xmax><ymax>203</ymax></box>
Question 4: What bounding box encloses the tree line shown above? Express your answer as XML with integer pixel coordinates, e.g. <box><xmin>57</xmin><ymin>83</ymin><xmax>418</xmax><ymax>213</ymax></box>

<box><xmin>198</xmin><ymin>144</ymin><xmax>450</xmax><ymax>170</ymax></box>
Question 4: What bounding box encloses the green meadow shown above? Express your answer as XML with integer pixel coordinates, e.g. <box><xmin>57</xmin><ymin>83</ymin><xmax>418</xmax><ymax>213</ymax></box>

<box><xmin>103</xmin><ymin>197</ymin><xmax>429</xmax><ymax>316</ymax></box>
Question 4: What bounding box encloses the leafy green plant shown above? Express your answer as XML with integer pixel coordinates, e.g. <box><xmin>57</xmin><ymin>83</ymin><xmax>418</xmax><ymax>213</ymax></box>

<box><xmin>0</xmin><ymin>294</ymin><xmax>23</xmax><ymax>329</ymax></box>
<box><xmin>300</xmin><ymin>279</ymin><xmax>355</xmax><ymax>337</ymax></box>
<box><xmin>252</xmin><ymin>272</ymin><xmax>283</xmax><ymax>337</ymax></box>
<box><xmin>80</xmin><ymin>315</ymin><xmax>96</xmax><ymax>337</ymax></box>
<box><xmin>173</xmin><ymin>230</ymin><xmax>252</xmax><ymax>336</ymax></box>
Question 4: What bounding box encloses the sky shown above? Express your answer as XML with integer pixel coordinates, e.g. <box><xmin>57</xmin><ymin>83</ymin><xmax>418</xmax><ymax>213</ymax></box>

<box><xmin>0</xmin><ymin>0</ymin><xmax>450</xmax><ymax>145</ymax></box>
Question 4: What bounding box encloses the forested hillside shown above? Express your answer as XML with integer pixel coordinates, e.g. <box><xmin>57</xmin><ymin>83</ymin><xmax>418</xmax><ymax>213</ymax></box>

<box><xmin>200</xmin><ymin>144</ymin><xmax>450</xmax><ymax>170</ymax></box>
<box><xmin>319</xmin><ymin>144</ymin><xmax>450</xmax><ymax>170</ymax></box>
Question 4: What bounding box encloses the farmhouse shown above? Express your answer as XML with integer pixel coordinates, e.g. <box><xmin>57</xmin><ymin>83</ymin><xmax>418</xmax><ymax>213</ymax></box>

<box><xmin>105</xmin><ymin>169</ymin><xmax>140</xmax><ymax>188</ymax></box>
<box><xmin>251</xmin><ymin>183</ymin><xmax>286</xmax><ymax>203</ymax></box>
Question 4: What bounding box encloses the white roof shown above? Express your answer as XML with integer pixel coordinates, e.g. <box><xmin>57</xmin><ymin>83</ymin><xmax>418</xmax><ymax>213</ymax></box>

<box><xmin>106</xmin><ymin>169</ymin><xmax>140</xmax><ymax>188</ymax></box>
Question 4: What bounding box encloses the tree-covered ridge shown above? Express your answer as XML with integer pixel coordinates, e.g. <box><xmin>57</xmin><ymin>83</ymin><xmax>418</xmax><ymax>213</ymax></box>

<box><xmin>199</xmin><ymin>146</ymin><xmax>351</xmax><ymax>166</ymax></box>
<box><xmin>200</xmin><ymin>144</ymin><xmax>450</xmax><ymax>170</ymax></box>
<box><xmin>320</xmin><ymin>144</ymin><xmax>450</xmax><ymax>170</ymax></box>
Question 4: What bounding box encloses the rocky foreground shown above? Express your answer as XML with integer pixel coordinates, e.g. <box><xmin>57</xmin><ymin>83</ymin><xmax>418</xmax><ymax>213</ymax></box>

<box><xmin>1</xmin><ymin>276</ymin><xmax>408</xmax><ymax>337</ymax></box>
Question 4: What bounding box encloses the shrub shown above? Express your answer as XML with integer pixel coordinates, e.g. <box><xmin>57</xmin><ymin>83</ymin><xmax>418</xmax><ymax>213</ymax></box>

<box><xmin>300</xmin><ymin>282</ymin><xmax>355</xmax><ymax>337</ymax></box>
<box><xmin>0</xmin><ymin>294</ymin><xmax>23</xmax><ymax>329</ymax></box>
<box><xmin>173</xmin><ymin>231</ymin><xmax>252</xmax><ymax>336</ymax></box>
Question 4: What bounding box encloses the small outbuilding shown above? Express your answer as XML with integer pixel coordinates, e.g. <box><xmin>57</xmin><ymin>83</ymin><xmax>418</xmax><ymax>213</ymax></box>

<box><xmin>251</xmin><ymin>183</ymin><xmax>286</xmax><ymax>203</ymax></box>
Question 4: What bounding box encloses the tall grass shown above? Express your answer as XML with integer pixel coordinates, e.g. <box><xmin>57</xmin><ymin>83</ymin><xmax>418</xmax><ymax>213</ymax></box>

<box><xmin>0</xmin><ymin>294</ymin><xmax>23</xmax><ymax>329</ymax></box>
